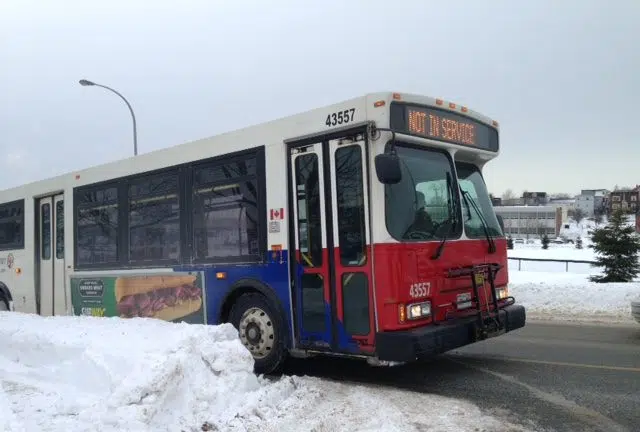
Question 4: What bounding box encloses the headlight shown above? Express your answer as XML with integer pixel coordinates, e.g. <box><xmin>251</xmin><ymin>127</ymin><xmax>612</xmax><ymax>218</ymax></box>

<box><xmin>406</xmin><ymin>301</ymin><xmax>431</xmax><ymax>320</ymax></box>
<box><xmin>496</xmin><ymin>286</ymin><xmax>509</xmax><ymax>300</ymax></box>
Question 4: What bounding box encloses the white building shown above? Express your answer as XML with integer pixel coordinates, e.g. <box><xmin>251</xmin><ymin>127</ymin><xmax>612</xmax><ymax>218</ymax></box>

<box><xmin>575</xmin><ymin>189</ymin><xmax>607</xmax><ymax>217</ymax></box>
<box><xmin>494</xmin><ymin>205</ymin><xmax>563</xmax><ymax>239</ymax></box>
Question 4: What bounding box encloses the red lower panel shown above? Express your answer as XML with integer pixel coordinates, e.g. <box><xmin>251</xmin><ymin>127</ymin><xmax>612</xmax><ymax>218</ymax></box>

<box><xmin>372</xmin><ymin>239</ymin><xmax>508</xmax><ymax>332</ymax></box>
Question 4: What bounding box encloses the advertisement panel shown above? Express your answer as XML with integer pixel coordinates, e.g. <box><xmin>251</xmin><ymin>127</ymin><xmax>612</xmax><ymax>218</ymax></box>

<box><xmin>70</xmin><ymin>271</ymin><xmax>206</xmax><ymax>324</ymax></box>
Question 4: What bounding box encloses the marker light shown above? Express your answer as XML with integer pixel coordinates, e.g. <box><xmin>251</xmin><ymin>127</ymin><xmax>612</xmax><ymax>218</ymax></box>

<box><xmin>456</xmin><ymin>292</ymin><xmax>472</xmax><ymax>309</ymax></box>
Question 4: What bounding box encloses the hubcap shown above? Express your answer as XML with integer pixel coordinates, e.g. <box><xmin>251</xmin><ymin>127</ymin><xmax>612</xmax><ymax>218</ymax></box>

<box><xmin>238</xmin><ymin>307</ymin><xmax>275</xmax><ymax>359</ymax></box>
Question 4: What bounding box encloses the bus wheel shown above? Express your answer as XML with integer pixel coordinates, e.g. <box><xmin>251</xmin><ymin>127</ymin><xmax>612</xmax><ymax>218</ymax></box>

<box><xmin>0</xmin><ymin>297</ymin><xmax>9</xmax><ymax>311</ymax></box>
<box><xmin>229</xmin><ymin>293</ymin><xmax>287</xmax><ymax>375</ymax></box>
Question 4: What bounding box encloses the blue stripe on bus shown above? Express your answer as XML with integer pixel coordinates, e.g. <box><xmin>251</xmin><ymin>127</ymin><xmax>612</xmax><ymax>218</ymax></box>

<box><xmin>172</xmin><ymin>250</ymin><xmax>293</xmax><ymax>346</ymax></box>
<box><xmin>173</xmin><ymin>249</ymin><xmax>359</xmax><ymax>353</ymax></box>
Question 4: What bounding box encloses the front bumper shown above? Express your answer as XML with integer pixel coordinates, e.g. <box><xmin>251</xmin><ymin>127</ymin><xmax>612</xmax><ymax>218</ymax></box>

<box><xmin>375</xmin><ymin>304</ymin><xmax>526</xmax><ymax>362</ymax></box>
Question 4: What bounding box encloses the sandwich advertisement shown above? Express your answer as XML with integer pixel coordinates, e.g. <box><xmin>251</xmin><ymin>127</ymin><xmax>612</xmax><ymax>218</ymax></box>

<box><xmin>70</xmin><ymin>271</ymin><xmax>206</xmax><ymax>324</ymax></box>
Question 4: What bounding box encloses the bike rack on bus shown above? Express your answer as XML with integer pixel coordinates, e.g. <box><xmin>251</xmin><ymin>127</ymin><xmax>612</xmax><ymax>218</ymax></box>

<box><xmin>446</xmin><ymin>263</ymin><xmax>504</xmax><ymax>338</ymax></box>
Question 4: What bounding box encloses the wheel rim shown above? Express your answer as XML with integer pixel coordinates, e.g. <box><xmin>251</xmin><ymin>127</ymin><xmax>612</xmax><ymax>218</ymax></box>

<box><xmin>238</xmin><ymin>306</ymin><xmax>275</xmax><ymax>359</ymax></box>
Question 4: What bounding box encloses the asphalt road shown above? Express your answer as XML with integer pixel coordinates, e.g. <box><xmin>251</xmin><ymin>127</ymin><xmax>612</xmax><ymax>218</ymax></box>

<box><xmin>282</xmin><ymin>320</ymin><xmax>640</xmax><ymax>432</ymax></box>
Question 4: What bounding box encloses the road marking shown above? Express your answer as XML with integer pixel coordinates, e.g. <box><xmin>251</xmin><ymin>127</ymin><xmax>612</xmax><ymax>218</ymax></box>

<box><xmin>449</xmin><ymin>357</ymin><xmax>629</xmax><ymax>432</ymax></box>
<box><xmin>448</xmin><ymin>353</ymin><xmax>640</xmax><ymax>373</ymax></box>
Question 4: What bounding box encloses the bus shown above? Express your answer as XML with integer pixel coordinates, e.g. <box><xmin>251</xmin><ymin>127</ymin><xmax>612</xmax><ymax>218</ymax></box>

<box><xmin>0</xmin><ymin>92</ymin><xmax>525</xmax><ymax>374</ymax></box>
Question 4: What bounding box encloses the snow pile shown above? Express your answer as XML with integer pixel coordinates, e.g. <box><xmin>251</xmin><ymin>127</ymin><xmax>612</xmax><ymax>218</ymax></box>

<box><xmin>509</xmin><ymin>271</ymin><xmax>640</xmax><ymax>323</ymax></box>
<box><xmin>0</xmin><ymin>313</ymin><xmax>260</xmax><ymax>431</ymax></box>
<box><xmin>0</xmin><ymin>312</ymin><xmax>528</xmax><ymax>432</ymax></box>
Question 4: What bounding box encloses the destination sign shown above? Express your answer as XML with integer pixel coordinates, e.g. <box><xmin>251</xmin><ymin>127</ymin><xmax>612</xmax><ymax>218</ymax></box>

<box><xmin>390</xmin><ymin>103</ymin><xmax>499</xmax><ymax>152</ymax></box>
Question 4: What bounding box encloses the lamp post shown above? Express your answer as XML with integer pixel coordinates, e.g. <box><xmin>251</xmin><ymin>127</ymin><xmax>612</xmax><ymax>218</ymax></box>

<box><xmin>79</xmin><ymin>79</ymin><xmax>138</xmax><ymax>156</ymax></box>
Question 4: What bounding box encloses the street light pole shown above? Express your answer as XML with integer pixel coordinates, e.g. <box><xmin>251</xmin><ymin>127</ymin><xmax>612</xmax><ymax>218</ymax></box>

<box><xmin>79</xmin><ymin>79</ymin><xmax>138</xmax><ymax>156</ymax></box>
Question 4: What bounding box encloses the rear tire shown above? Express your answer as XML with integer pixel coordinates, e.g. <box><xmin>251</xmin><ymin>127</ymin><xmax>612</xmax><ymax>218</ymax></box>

<box><xmin>229</xmin><ymin>293</ymin><xmax>287</xmax><ymax>375</ymax></box>
<box><xmin>0</xmin><ymin>297</ymin><xmax>9</xmax><ymax>311</ymax></box>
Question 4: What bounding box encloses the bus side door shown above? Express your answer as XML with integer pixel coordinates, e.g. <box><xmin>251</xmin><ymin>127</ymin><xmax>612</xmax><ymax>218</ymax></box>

<box><xmin>37</xmin><ymin>194</ymin><xmax>65</xmax><ymax>316</ymax></box>
<box><xmin>288</xmin><ymin>133</ymin><xmax>376</xmax><ymax>354</ymax></box>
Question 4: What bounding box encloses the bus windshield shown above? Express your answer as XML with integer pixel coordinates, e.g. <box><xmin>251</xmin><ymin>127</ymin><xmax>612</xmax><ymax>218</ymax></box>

<box><xmin>456</xmin><ymin>162</ymin><xmax>503</xmax><ymax>238</ymax></box>
<box><xmin>384</xmin><ymin>144</ymin><xmax>462</xmax><ymax>241</ymax></box>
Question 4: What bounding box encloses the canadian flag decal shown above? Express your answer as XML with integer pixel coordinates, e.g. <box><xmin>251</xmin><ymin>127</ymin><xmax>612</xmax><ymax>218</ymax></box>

<box><xmin>270</xmin><ymin>208</ymin><xmax>284</xmax><ymax>220</ymax></box>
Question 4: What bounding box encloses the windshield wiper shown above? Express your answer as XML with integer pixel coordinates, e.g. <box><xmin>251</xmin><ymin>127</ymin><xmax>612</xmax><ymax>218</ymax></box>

<box><xmin>461</xmin><ymin>188</ymin><xmax>496</xmax><ymax>254</ymax></box>
<box><xmin>431</xmin><ymin>172</ymin><xmax>457</xmax><ymax>260</ymax></box>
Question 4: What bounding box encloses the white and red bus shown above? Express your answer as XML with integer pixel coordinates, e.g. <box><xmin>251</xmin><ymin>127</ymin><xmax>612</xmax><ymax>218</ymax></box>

<box><xmin>0</xmin><ymin>92</ymin><xmax>525</xmax><ymax>373</ymax></box>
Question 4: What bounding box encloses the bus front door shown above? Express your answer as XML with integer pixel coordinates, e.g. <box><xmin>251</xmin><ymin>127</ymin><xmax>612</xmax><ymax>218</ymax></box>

<box><xmin>288</xmin><ymin>134</ymin><xmax>375</xmax><ymax>354</ymax></box>
<box><xmin>37</xmin><ymin>194</ymin><xmax>65</xmax><ymax>316</ymax></box>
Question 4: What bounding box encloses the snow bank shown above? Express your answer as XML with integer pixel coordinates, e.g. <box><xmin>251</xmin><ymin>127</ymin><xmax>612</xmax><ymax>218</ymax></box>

<box><xmin>509</xmin><ymin>271</ymin><xmax>640</xmax><ymax>323</ymax></box>
<box><xmin>0</xmin><ymin>312</ymin><xmax>528</xmax><ymax>432</ymax></box>
<box><xmin>0</xmin><ymin>313</ymin><xmax>259</xmax><ymax>431</ymax></box>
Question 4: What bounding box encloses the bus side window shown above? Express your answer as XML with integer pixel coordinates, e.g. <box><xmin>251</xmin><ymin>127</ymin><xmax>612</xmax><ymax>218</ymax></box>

<box><xmin>294</xmin><ymin>154</ymin><xmax>323</xmax><ymax>267</ymax></box>
<box><xmin>56</xmin><ymin>200</ymin><xmax>64</xmax><ymax>259</ymax></box>
<box><xmin>41</xmin><ymin>203</ymin><xmax>51</xmax><ymax>260</ymax></box>
<box><xmin>335</xmin><ymin>145</ymin><xmax>366</xmax><ymax>266</ymax></box>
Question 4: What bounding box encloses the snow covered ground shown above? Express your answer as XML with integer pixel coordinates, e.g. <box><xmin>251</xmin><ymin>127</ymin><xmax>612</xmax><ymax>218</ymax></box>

<box><xmin>0</xmin><ymin>312</ymin><xmax>531</xmax><ymax>432</ymax></box>
<box><xmin>507</xmin><ymin>233</ymin><xmax>640</xmax><ymax>323</ymax></box>
<box><xmin>508</xmin><ymin>271</ymin><xmax>639</xmax><ymax>323</ymax></box>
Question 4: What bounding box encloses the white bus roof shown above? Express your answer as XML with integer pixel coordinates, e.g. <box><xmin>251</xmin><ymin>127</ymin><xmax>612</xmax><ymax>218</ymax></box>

<box><xmin>0</xmin><ymin>91</ymin><xmax>499</xmax><ymax>199</ymax></box>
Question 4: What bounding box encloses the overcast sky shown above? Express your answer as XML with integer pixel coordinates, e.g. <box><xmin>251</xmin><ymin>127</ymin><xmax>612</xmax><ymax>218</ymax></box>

<box><xmin>1</xmin><ymin>0</ymin><xmax>638</xmax><ymax>197</ymax></box>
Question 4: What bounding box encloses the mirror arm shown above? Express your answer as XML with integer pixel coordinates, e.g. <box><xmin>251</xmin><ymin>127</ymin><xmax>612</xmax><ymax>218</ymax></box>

<box><xmin>369</xmin><ymin>126</ymin><xmax>397</xmax><ymax>154</ymax></box>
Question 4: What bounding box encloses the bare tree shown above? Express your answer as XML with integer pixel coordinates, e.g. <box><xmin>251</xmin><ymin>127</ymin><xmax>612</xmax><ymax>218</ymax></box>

<box><xmin>594</xmin><ymin>211</ymin><xmax>604</xmax><ymax>226</ymax></box>
<box><xmin>573</xmin><ymin>208</ymin><xmax>586</xmax><ymax>226</ymax></box>
<box><xmin>502</xmin><ymin>189</ymin><xmax>516</xmax><ymax>202</ymax></box>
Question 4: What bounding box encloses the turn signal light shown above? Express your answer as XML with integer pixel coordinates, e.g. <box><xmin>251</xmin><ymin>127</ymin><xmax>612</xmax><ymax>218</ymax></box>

<box><xmin>398</xmin><ymin>303</ymin><xmax>406</xmax><ymax>323</ymax></box>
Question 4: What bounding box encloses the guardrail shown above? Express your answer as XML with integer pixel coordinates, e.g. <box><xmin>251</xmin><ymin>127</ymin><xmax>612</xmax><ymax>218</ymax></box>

<box><xmin>508</xmin><ymin>256</ymin><xmax>597</xmax><ymax>272</ymax></box>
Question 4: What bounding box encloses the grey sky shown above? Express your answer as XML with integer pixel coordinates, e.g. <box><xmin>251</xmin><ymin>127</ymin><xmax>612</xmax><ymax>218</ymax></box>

<box><xmin>1</xmin><ymin>0</ymin><xmax>638</xmax><ymax>197</ymax></box>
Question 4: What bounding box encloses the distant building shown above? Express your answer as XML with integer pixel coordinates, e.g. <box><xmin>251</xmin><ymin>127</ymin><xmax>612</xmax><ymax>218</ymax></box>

<box><xmin>494</xmin><ymin>205</ymin><xmax>564</xmax><ymax>239</ymax></box>
<box><xmin>521</xmin><ymin>192</ymin><xmax>548</xmax><ymax>206</ymax></box>
<box><xmin>575</xmin><ymin>189</ymin><xmax>608</xmax><ymax>217</ymax></box>
<box><xmin>608</xmin><ymin>186</ymin><xmax>640</xmax><ymax>214</ymax></box>
<box><xmin>502</xmin><ymin>197</ymin><xmax>523</xmax><ymax>206</ymax></box>
<box><xmin>548</xmin><ymin>198</ymin><xmax>576</xmax><ymax>213</ymax></box>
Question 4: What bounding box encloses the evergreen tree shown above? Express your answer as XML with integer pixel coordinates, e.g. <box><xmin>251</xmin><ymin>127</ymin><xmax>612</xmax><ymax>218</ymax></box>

<box><xmin>541</xmin><ymin>234</ymin><xmax>550</xmax><ymax>250</ymax></box>
<box><xmin>575</xmin><ymin>237</ymin><xmax>583</xmax><ymax>249</ymax></box>
<box><xmin>589</xmin><ymin>209</ymin><xmax>640</xmax><ymax>283</ymax></box>
<box><xmin>507</xmin><ymin>236</ymin><xmax>514</xmax><ymax>250</ymax></box>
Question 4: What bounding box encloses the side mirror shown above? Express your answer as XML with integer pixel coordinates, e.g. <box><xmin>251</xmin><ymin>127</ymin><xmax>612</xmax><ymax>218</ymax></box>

<box><xmin>496</xmin><ymin>214</ymin><xmax>505</xmax><ymax>233</ymax></box>
<box><xmin>374</xmin><ymin>153</ymin><xmax>402</xmax><ymax>184</ymax></box>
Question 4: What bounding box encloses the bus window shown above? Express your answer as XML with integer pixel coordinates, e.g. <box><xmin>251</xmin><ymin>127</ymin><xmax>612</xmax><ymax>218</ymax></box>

<box><xmin>56</xmin><ymin>200</ymin><xmax>64</xmax><ymax>259</ymax></box>
<box><xmin>76</xmin><ymin>185</ymin><xmax>119</xmax><ymax>265</ymax></box>
<box><xmin>385</xmin><ymin>145</ymin><xmax>461</xmax><ymax>241</ymax></box>
<box><xmin>335</xmin><ymin>145</ymin><xmax>366</xmax><ymax>266</ymax></box>
<box><xmin>41</xmin><ymin>203</ymin><xmax>51</xmax><ymax>260</ymax></box>
<box><xmin>295</xmin><ymin>154</ymin><xmax>323</xmax><ymax>267</ymax></box>
<box><xmin>192</xmin><ymin>157</ymin><xmax>260</xmax><ymax>261</ymax></box>
<box><xmin>0</xmin><ymin>200</ymin><xmax>24</xmax><ymax>250</ymax></box>
<box><xmin>455</xmin><ymin>162</ymin><xmax>503</xmax><ymax>238</ymax></box>
<box><xmin>128</xmin><ymin>172</ymin><xmax>180</xmax><ymax>262</ymax></box>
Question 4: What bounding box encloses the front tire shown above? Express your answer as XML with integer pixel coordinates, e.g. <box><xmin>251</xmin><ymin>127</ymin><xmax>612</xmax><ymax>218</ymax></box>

<box><xmin>229</xmin><ymin>293</ymin><xmax>287</xmax><ymax>375</ymax></box>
